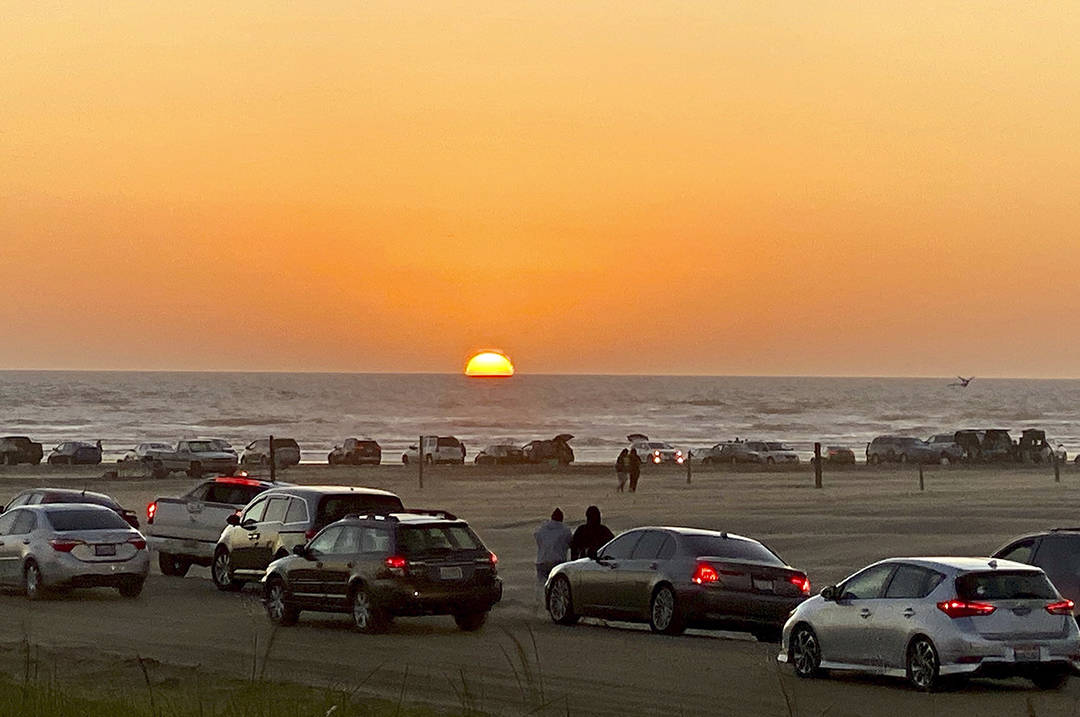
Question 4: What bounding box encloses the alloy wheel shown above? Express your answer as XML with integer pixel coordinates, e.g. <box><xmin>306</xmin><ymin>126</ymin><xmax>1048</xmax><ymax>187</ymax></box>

<box><xmin>213</xmin><ymin>551</ymin><xmax>233</xmax><ymax>588</ymax></box>
<box><xmin>650</xmin><ymin>586</ymin><xmax>683</xmax><ymax>634</ymax></box>
<box><xmin>549</xmin><ymin>579</ymin><xmax>570</xmax><ymax>622</ymax></box>
<box><xmin>908</xmin><ymin>638</ymin><xmax>939</xmax><ymax>690</ymax></box>
<box><xmin>24</xmin><ymin>562</ymin><xmax>42</xmax><ymax>599</ymax></box>
<box><xmin>267</xmin><ymin>583</ymin><xmax>286</xmax><ymax>622</ymax></box>
<box><xmin>353</xmin><ymin>590</ymin><xmax>373</xmax><ymax>630</ymax></box>
<box><xmin>791</xmin><ymin>627</ymin><xmax>821</xmax><ymax>677</ymax></box>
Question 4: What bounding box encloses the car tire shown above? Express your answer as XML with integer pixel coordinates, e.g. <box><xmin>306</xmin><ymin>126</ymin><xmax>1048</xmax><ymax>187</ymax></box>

<box><xmin>897</xmin><ymin>453</ymin><xmax>907</xmax><ymax>464</ymax></box>
<box><xmin>939</xmin><ymin>453</ymin><xmax>950</xmax><ymax>465</ymax></box>
<box><xmin>401</xmin><ymin>455</ymin><xmax>409</xmax><ymax>465</ymax></box>
<box><xmin>1031</xmin><ymin>670</ymin><xmax>1070</xmax><ymax>690</ymax></box>
<box><xmin>2</xmin><ymin>453</ymin><xmax>15</xmax><ymax>466</ymax></box>
<box><xmin>23</xmin><ymin>560</ymin><xmax>45</xmax><ymax>601</ymax></box>
<box><xmin>118</xmin><ymin>579</ymin><xmax>145</xmax><ymax>598</ymax></box>
<box><xmin>453</xmin><ymin>611</ymin><xmax>489</xmax><ymax>632</ymax></box>
<box><xmin>158</xmin><ymin>552</ymin><xmax>190</xmax><ymax>577</ymax></box>
<box><xmin>547</xmin><ymin>575</ymin><xmax>579</xmax><ymax>626</ymax></box>
<box><xmin>765</xmin><ymin>457</ymin><xmax>775</xmax><ymax>465</ymax></box>
<box><xmin>648</xmin><ymin>584</ymin><xmax>685</xmax><ymax>635</ymax></box>
<box><xmin>868</xmin><ymin>454</ymin><xmax>879</xmax><ymax>465</ymax></box>
<box><xmin>265</xmin><ymin>577</ymin><xmax>300</xmax><ymax>626</ymax></box>
<box><xmin>906</xmin><ymin>636</ymin><xmax>941</xmax><ymax>691</ymax></box>
<box><xmin>350</xmin><ymin>584</ymin><xmax>388</xmax><ymax>633</ymax></box>
<box><xmin>424</xmin><ymin>455</ymin><xmax>433</xmax><ymax>465</ymax></box>
<box><xmin>212</xmin><ymin>548</ymin><xmax>243</xmax><ymax>592</ymax></box>
<box><xmin>790</xmin><ymin>625</ymin><xmax>822</xmax><ymax>678</ymax></box>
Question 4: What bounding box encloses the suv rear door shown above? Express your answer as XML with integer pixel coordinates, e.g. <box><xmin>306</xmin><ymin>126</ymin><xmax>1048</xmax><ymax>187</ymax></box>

<box><xmin>1029</xmin><ymin>535</ymin><xmax>1080</xmax><ymax>609</ymax></box>
<box><xmin>394</xmin><ymin>522</ymin><xmax>492</xmax><ymax>589</ymax></box>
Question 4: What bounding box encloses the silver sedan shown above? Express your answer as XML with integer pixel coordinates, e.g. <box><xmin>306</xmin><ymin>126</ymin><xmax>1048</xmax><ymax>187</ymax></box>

<box><xmin>0</xmin><ymin>503</ymin><xmax>150</xmax><ymax>599</ymax></box>
<box><xmin>778</xmin><ymin>557</ymin><xmax>1080</xmax><ymax>690</ymax></box>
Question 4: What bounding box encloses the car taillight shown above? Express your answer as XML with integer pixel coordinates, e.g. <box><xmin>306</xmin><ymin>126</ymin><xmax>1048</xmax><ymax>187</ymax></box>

<box><xmin>49</xmin><ymin>539</ymin><xmax>84</xmax><ymax>553</ymax></box>
<box><xmin>489</xmin><ymin>551</ymin><xmax>498</xmax><ymax>565</ymax></box>
<box><xmin>937</xmin><ymin>599</ymin><xmax>997</xmax><ymax>618</ymax></box>
<box><xmin>147</xmin><ymin>501</ymin><xmax>157</xmax><ymax>524</ymax></box>
<box><xmin>692</xmin><ymin>562</ymin><xmax>719</xmax><ymax>584</ymax></box>
<box><xmin>789</xmin><ymin>574</ymin><xmax>811</xmax><ymax>595</ymax></box>
<box><xmin>1047</xmin><ymin>599</ymin><xmax>1075</xmax><ymax>615</ymax></box>
<box><xmin>385</xmin><ymin>555</ymin><xmax>407</xmax><ymax>569</ymax></box>
<box><xmin>128</xmin><ymin>538</ymin><xmax>147</xmax><ymax>550</ymax></box>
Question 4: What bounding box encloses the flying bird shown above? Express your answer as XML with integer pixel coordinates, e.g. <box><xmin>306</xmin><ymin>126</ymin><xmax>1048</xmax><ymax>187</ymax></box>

<box><xmin>949</xmin><ymin>376</ymin><xmax>974</xmax><ymax>388</ymax></box>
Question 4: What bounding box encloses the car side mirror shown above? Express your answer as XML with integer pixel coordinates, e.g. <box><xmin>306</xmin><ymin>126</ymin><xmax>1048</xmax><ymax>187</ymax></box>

<box><xmin>225</xmin><ymin>513</ymin><xmax>240</xmax><ymax>526</ymax></box>
<box><xmin>820</xmin><ymin>585</ymin><xmax>838</xmax><ymax>601</ymax></box>
<box><xmin>241</xmin><ymin>518</ymin><xmax>258</xmax><ymax>531</ymax></box>
<box><xmin>292</xmin><ymin>544</ymin><xmax>307</xmax><ymax>557</ymax></box>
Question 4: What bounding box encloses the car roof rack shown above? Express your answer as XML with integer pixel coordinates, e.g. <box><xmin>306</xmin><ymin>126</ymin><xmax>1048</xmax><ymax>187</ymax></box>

<box><xmin>1049</xmin><ymin>527</ymin><xmax>1080</xmax><ymax>532</ymax></box>
<box><xmin>344</xmin><ymin>509</ymin><xmax>459</xmax><ymax>522</ymax></box>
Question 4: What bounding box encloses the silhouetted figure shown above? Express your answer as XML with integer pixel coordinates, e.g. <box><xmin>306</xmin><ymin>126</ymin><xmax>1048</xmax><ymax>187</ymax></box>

<box><xmin>615</xmin><ymin>449</ymin><xmax>629</xmax><ymax>492</ymax></box>
<box><xmin>570</xmin><ymin>505</ymin><xmax>614</xmax><ymax>560</ymax></box>
<box><xmin>628</xmin><ymin>448</ymin><xmax>642</xmax><ymax>492</ymax></box>
<box><xmin>534</xmin><ymin>508</ymin><xmax>572</xmax><ymax>608</ymax></box>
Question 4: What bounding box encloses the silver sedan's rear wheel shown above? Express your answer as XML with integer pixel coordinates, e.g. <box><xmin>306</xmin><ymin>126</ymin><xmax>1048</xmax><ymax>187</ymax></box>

<box><xmin>790</xmin><ymin>626</ymin><xmax>822</xmax><ymax>678</ymax></box>
<box><xmin>906</xmin><ymin>637</ymin><xmax>940</xmax><ymax>691</ymax></box>
<box><xmin>547</xmin><ymin>576</ymin><xmax>579</xmax><ymax>626</ymax></box>
<box><xmin>24</xmin><ymin>561</ymin><xmax>44</xmax><ymax>601</ymax></box>
<box><xmin>649</xmin><ymin>585</ymin><xmax>685</xmax><ymax>635</ymax></box>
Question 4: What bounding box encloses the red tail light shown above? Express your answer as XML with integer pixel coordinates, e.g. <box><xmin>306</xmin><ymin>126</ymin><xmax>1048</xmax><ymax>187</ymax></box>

<box><xmin>49</xmin><ymin>539</ymin><xmax>84</xmax><ymax>553</ymax></box>
<box><xmin>937</xmin><ymin>599</ymin><xmax>997</xmax><ymax>618</ymax></box>
<box><xmin>147</xmin><ymin>502</ymin><xmax>157</xmax><ymax>524</ymax></box>
<box><xmin>1047</xmin><ymin>599</ymin><xmax>1075</xmax><ymax>615</ymax></box>
<box><xmin>692</xmin><ymin>562</ymin><xmax>719</xmax><ymax>584</ymax></box>
<box><xmin>128</xmin><ymin>538</ymin><xmax>147</xmax><ymax>550</ymax></box>
<box><xmin>489</xmin><ymin>551</ymin><xmax>498</xmax><ymax>565</ymax></box>
<box><xmin>385</xmin><ymin>555</ymin><xmax>407</xmax><ymax>569</ymax></box>
<box><xmin>789</xmin><ymin>574</ymin><xmax>811</xmax><ymax>595</ymax></box>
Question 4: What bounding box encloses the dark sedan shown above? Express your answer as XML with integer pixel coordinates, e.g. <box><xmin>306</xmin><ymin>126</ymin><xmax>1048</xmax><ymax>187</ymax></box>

<box><xmin>545</xmin><ymin>527</ymin><xmax>810</xmax><ymax>641</ymax></box>
<box><xmin>4</xmin><ymin>487</ymin><xmax>140</xmax><ymax>529</ymax></box>
<box><xmin>47</xmin><ymin>442</ymin><xmax>102</xmax><ymax>465</ymax></box>
<box><xmin>474</xmin><ymin>444</ymin><xmax>527</xmax><ymax>465</ymax></box>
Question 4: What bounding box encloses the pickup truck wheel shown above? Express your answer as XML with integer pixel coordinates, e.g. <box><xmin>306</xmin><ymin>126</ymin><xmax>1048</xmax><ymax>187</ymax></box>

<box><xmin>424</xmin><ymin>455</ymin><xmax>433</xmax><ymax>465</ymax></box>
<box><xmin>159</xmin><ymin>553</ymin><xmax>191</xmax><ymax>577</ymax></box>
<box><xmin>212</xmin><ymin>548</ymin><xmax>242</xmax><ymax>592</ymax></box>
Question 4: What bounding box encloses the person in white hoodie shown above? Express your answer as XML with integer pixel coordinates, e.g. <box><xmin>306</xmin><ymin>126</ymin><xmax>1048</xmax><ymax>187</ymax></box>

<box><xmin>534</xmin><ymin>508</ymin><xmax>572</xmax><ymax>608</ymax></box>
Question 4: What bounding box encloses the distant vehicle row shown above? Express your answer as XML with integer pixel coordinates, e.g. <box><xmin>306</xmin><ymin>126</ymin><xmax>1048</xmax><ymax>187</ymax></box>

<box><xmin>867</xmin><ymin>429</ymin><xmax>1066</xmax><ymax>465</ymax></box>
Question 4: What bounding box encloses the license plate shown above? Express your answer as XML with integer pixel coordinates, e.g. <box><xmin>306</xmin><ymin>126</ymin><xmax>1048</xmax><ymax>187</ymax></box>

<box><xmin>95</xmin><ymin>544</ymin><xmax>117</xmax><ymax>556</ymax></box>
<box><xmin>439</xmin><ymin>566</ymin><xmax>463</xmax><ymax>580</ymax></box>
<box><xmin>1014</xmin><ymin>646</ymin><xmax>1040</xmax><ymax>662</ymax></box>
<box><xmin>752</xmin><ymin>577</ymin><xmax>774</xmax><ymax>592</ymax></box>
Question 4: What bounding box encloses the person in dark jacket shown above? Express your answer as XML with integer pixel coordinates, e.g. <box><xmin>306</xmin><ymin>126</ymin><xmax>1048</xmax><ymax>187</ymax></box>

<box><xmin>570</xmin><ymin>505</ymin><xmax>615</xmax><ymax>560</ymax></box>
<box><xmin>628</xmin><ymin>448</ymin><xmax>642</xmax><ymax>492</ymax></box>
<box><xmin>615</xmin><ymin>449</ymin><xmax>629</xmax><ymax>492</ymax></box>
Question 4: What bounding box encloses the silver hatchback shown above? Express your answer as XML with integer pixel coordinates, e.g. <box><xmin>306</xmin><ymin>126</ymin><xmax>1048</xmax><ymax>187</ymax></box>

<box><xmin>0</xmin><ymin>504</ymin><xmax>150</xmax><ymax>599</ymax></box>
<box><xmin>778</xmin><ymin>557</ymin><xmax>1080</xmax><ymax>690</ymax></box>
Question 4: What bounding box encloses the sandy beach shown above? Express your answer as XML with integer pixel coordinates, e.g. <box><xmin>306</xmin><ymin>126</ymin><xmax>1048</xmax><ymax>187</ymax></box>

<box><xmin>2</xmin><ymin>461</ymin><xmax>1080</xmax><ymax>715</ymax></box>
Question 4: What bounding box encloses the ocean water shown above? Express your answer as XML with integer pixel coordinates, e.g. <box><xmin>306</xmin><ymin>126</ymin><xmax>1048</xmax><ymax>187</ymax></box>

<box><xmin>1</xmin><ymin>372</ymin><xmax>1079</xmax><ymax>463</ymax></box>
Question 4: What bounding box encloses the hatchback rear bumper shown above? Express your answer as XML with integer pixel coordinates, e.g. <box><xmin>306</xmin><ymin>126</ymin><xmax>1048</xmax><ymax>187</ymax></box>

<box><xmin>377</xmin><ymin>578</ymin><xmax>502</xmax><ymax>617</ymax></box>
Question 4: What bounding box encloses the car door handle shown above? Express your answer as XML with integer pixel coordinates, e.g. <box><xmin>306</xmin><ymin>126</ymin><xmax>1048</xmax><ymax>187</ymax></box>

<box><xmin>903</xmin><ymin>608</ymin><xmax>916</xmax><ymax>618</ymax></box>
<box><xmin>22</xmin><ymin>540</ymin><xmax>30</xmax><ymax>545</ymax></box>
<box><xmin>860</xmin><ymin>609</ymin><xmax>872</xmax><ymax>619</ymax></box>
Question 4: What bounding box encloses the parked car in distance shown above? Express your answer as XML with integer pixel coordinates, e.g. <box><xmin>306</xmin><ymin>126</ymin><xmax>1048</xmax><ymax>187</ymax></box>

<box><xmin>0</xmin><ymin>503</ymin><xmax>149</xmax><ymax>599</ymax></box>
<box><xmin>954</xmin><ymin>430</ymin><xmax>984</xmax><ymax>462</ymax></box>
<box><xmin>474</xmin><ymin>444</ymin><xmax>527</xmax><ymax>465</ymax></box>
<box><xmin>981</xmin><ymin>429</ymin><xmax>1016</xmax><ymax>462</ymax></box>
<box><xmin>328</xmin><ymin>438</ymin><xmax>382</xmax><ymax>466</ymax></box>
<box><xmin>522</xmin><ymin>434</ymin><xmax>575</xmax><ymax>465</ymax></box>
<box><xmin>0</xmin><ymin>436</ymin><xmax>43</xmax><ymax>466</ymax></box>
<box><xmin>262</xmin><ymin>510</ymin><xmax>502</xmax><ymax>632</ymax></box>
<box><xmin>47</xmin><ymin>441</ymin><xmax>102</xmax><ymax>465</ymax></box>
<box><xmin>1017</xmin><ymin>429</ymin><xmax>1055</xmax><ymax>464</ymax></box>
<box><xmin>866</xmin><ymin>436</ymin><xmax>937</xmax><ymax>464</ymax></box>
<box><xmin>810</xmin><ymin>446</ymin><xmax>856</xmax><ymax>466</ymax></box>
<box><xmin>146</xmin><ymin>475</ymin><xmax>282</xmax><ymax>577</ymax></box>
<box><xmin>749</xmin><ymin>441</ymin><xmax>800</xmax><ymax>465</ymax></box>
<box><xmin>703</xmin><ymin>442</ymin><xmax>762</xmax><ymax>464</ymax></box>
<box><xmin>144</xmin><ymin>439</ymin><xmax>240</xmax><ymax>479</ymax></box>
<box><xmin>545</xmin><ymin>527</ymin><xmax>810</xmax><ymax>642</ymax></box>
<box><xmin>779</xmin><ymin>557</ymin><xmax>1079</xmax><ymax>691</ymax></box>
<box><xmin>212</xmin><ymin>486</ymin><xmax>404</xmax><ymax>592</ymax></box>
<box><xmin>241</xmin><ymin>438</ymin><xmax>302</xmax><ymax>467</ymax></box>
<box><xmin>926</xmin><ymin>434</ymin><xmax>965</xmax><ymax>464</ymax></box>
<box><xmin>993</xmin><ymin>529</ymin><xmax>1080</xmax><ymax>618</ymax></box>
<box><xmin>4</xmin><ymin>487</ymin><xmax>140</xmax><ymax>529</ymax></box>
<box><xmin>627</xmin><ymin>434</ymin><xmax>684</xmax><ymax>465</ymax></box>
<box><xmin>401</xmin><ymin>436</ymin><xmax>466</xmax><ymax>465</ymax></box>
<box><xmin>121</xmin><ymin>442</ymin><xmax>174</xmax><ymax>463</ymax></box>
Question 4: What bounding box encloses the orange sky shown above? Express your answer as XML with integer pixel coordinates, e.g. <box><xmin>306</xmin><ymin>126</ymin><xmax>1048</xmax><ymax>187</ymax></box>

<box><xmin>3</xmin><ymin>2</ymin><xmax>1079</xmax><ymax>376</ymax></box>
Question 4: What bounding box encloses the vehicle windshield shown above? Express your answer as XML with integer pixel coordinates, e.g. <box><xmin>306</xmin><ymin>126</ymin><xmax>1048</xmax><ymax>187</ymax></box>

<box><xmin>955</xmin><ymin>571</ymin><xmax>1058</xmax><ymax>601</ymax></box>
<box><xmin>681</xmin><ymin>535</ymin><xmax>786</xmax><ymax>566</ymax></box>
<box><xmin>186</xmin><ymin>441</ymin><xmax>215</xmax><ymax>452</ymax></box>
<box><xmin>397</xmin><ymin>524</ymin><xmax>483</xmax><ymax>555</ymax></box>
<box><xmin>765</xmin><ymin>443</ymin><xmax>787</xmax><ymax>451</ymax></box>
<box><xmin>646</xmin><ymin>442</ymin><xmax>671</xmax><ymax>449</ymax></box>
<box><xmin>436</xmin><ymin>437</ymin><xmax>460</xmax><ymax>448</ymax></box>
<box><xmin>208</xmin><ymin>440</ymin><xmax>233</xmax><ymax>451</ymax></box>
<box><xmin>317</xmin><ymin>494</ymin><xmax>404</xmax><ymax>526</ymax></box>
<box><xmin>46</xmin><ymin>508</ymin><xmax>130</xmax><ymax>531</ymax></box>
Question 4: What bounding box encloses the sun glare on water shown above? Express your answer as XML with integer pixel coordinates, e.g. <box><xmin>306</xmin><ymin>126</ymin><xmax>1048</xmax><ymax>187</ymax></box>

<box><xmin>465</xmin><ymin>351</ymin><xmax>515</xmax><ymax>378</ymax></box>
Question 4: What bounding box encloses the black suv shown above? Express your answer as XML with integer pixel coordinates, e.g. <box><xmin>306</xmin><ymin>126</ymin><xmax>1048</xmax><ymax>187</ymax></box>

<box><xmin>0</xmin><ymin>436</ymin><xmax>44</xmax><ymax>466</ymax></box>
<box><xmin>262</xmin><ymin>511</ymin><xmax>502</xmax><ymax>632</ymax></box>
<box><xmin>993</xmin><ymin>530</ymin><xmax>1080</xmax><ymax>618</ymax></box>
<box><xmin>212</xmin><ymin>485</ymin><xmax>404</xmax><ymax>591</ymax></box>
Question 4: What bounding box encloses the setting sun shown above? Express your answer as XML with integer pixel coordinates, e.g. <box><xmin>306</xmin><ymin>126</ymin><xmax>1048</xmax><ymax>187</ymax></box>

<box><xmin>465</xmin><ymin>351</ymin><xmax>515</xmax><ymax>378</ymax></box>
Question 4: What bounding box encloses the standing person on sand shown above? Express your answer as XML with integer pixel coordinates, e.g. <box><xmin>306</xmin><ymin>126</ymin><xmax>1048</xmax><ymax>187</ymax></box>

<box><xmin>534</xmin><ymin>508</ymin><xmax>572</xmax><ymax>608</ymax></box>
<box><xmin>570</xmin><ymin>506</ymin><xmax>615</xmax><ymax>560</ymax></box>
<box><xmin>628</xmin><ymin>448</ymin><xmax>642</xmax><ymax>493</ymax></box>
<box><xmin>615</xmin><ymin>449</ymin><xmax>629</xmax><ymax>492</ymax></box>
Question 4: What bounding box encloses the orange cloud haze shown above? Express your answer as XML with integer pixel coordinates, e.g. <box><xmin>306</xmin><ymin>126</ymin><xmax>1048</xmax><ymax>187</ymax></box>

<box><xmin>2</xmin><ymin>2</ymin><xmax>1079</xmax><ymax>375</ymax></box>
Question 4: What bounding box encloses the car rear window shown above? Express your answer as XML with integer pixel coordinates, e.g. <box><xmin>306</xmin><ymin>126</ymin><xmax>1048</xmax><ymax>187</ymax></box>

<box><xmin>396</xmin><ymin>524</ymin><xmax>482</xmax><ymax>555</ymax></box>
<box><xmin>682</xmin><ymin>535</ymin><xmax>785</xmax><ymax>566</ymax></box>
<box><xmin>436</xmin><ymin>437</ymin><xmax>460</xmax><ymax>448</ymax></box>
<box><xmin>317</xmin><ymin>494</ymin><xmax>404</xmax><ymax>526</ymax></box>
<box><xmin>955</xmin><ymin>570</ymin><xmax>1058</xmax><ymax>601</ymax></box>
<box><xmin>272</xmin><ymin>439</ymin><xmax>299</xmax><ymax>449</ymax></box>
<box><xmin>43</xmin><ymin>493</ymin><xmax>115</xmax><ymax>509</ymax></box>
<box><xmin>205</xmin><ymin>483</ymin><xmax>267</xmax><ymax>505</ymax></box>
<box><xmin>47</xmin><ymin>509</ymin><xmax>129</xmax><ymax>531</ymax></box>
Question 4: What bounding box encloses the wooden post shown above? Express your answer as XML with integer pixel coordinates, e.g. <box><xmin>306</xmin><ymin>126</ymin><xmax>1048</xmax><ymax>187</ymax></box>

<box><xmin>418</xmin><ymin>435</ymin><xmax>424</xmax><ymax>490</ymax></box>
<box><xmin>1054</xmin><ymin>454</ymin><xmax>1061</xmax><ymax>483</ymax></box>
<box><xmin>918</xmin><ymin>463</ymin><xmax>924</xmax><ymax>491</ymax></box>
<box><xmin>686</xmin><ymin>450</ymin><xmax>692</xmax><ymax>485</ymax></box>
<box><xmin>813</xmin><ymin>443</ymin><xmax>822</xmax><ymax>489</ymax></box>
<box><xmin>269</xmin><ymin>434</ymin><xmax>276</xmax><ymax>483</ymax></box>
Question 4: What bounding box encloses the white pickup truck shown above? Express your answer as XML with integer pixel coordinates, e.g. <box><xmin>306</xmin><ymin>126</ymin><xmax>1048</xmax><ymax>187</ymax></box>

<box><xmin>146</xmin><ymin>439</ymin><xmax>239</xmax><ymax>479</ymax></box>
<box><xmin>401</xmin><ymin>435</ymin><xmax>467</xmax><ymax>465</ymax></box>
<box><xmin>145</xmin><ymin>475</ymin><xmax>279</xmax><ymax>576</ymax></box>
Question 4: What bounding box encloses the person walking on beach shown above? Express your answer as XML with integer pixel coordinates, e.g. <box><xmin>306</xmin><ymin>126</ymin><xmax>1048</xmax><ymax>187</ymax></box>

<box><xmin>570</xmin><ymin>505</ymin><xmax>615</xmax><ymax>560</ymax></box>
<box><xmin>627</xmin><ymin>448</ymin><xmax>642</xmax><ymax>493</ymax></box>
<box><xmin>534</xmin><ymin>508</ymin><xmax>572</xmax><ymax>608</ymax></box>
<box><xmin>615</xmin><ymin>449</ymin><xmax>629</xmax><ymax>492</ymax></box>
